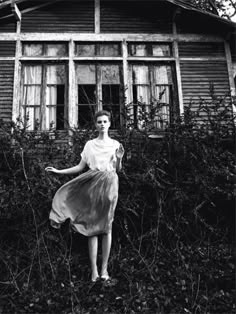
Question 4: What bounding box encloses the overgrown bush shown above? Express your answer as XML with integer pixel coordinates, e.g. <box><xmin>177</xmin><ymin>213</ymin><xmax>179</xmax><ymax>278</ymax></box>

<box><xmin>0</xmin><ymin>95</ymin><xmax>235</xmax><ymax>313</ymax></box>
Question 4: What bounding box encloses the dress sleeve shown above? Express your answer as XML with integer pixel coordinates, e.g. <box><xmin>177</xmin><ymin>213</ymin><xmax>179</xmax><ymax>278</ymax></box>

<box><xmin>80</xmin><ymin>142</ymin><xmax>89</xmax><ymax>163</ymax></box>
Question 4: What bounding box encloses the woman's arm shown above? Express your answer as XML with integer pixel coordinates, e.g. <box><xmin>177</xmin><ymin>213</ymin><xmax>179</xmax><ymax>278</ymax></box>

<box><xmin>45</xmin><ymin>159</ymin><xmax>87</xmax><ymax>175</ymax></box>
<box><xmin>115</xmin><ymin>144</ymin><xmax>125</xmax><ymax>172</ymax></box>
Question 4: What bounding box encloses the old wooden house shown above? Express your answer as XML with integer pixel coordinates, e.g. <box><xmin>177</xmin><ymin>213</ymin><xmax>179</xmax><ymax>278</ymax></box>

<box><xmin>0</xmin><ymin>0</ymin><xmax>235</xmax><ymax>132</ymax></box>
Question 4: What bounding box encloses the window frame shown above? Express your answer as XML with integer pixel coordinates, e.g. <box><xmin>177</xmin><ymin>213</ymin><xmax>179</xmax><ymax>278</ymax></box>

<box><xmin>75</xmin><ymin>61</ymin><xmax>123</xmax><ymax>129</ymax></box>
<box><xmin>17</xmin><ymin>40</ymin><xmax>179</xmax><ymax>131</ymax></box>
<box><xmin>20</xmin><ymin>61</ymin><xmax>68</xmax><ymax>131</ymax></box>
<box><xmin>128</xmin><ymin>61</ymin><xmax>175</xmax><ymax>129</ymax></box>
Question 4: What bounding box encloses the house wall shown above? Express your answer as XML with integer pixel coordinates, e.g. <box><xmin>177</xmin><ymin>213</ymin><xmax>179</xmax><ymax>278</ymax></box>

<box><xmin>180</xmin><ymin>60</ymin><xmax>230</xmax><ymax>105</ymax></box>
<box><xmin>100</xmin><ymin>1</ymin><xmax>173</xmax><ymax>33</ymax></box>
<box><xmin>21</xmin><ymin>1</ymin><xmax>95</xmax><ymax>32</ymax></box>
<box><xmin>176</xmin><ymin>10</ymin><xmax>229</xmax><ymax>36</ymax></box>
<box><xmin>0</xmin><ymin>17</ymin><xmax>16</xmax><ymax>32</ymax></box>
<box><xmin>178</xmin><ymin>42</ymin><xmax>230</xmax><ymax>113</ymax></box>
<box><xmin>0</xmin><ymin>61</ymin><xmax>14</xmax><ymax>122</ymax></box>
<box><xmin>0</xmin><ymin>40</ymin><xmax>15</xmax><ymax>122</ymax></box>
<box><xmin>0</xmin><ymin>0</ymin><xmax>234</xmax><ymax>126</ymax></box>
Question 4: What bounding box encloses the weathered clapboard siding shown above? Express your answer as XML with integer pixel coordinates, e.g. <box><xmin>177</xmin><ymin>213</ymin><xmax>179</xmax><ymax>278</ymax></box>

<box><xmin>180</xmin><ymin>61</ymin><xmax>230</xmax><ymax>107</ymax></box>
<box><xmin>100</xmin><ymin>1</ymin><xmax>173</xmax><ymax>33</ymax></box>
<box><xmin>230</xmin><ymin>40</ymin><xmax>236</xmax><ymax>63</ymax></box>
<box><xmin>21</xmin><ymin>1</ymin><xmax>94</xmax><ymax>33</ymax></box>
<box><xmin>177</xmin><ymin>11</ymin><xmax>228</xmax><ymax>36</ymax></box>
<box><xmin>0</xmin><ymin>17</ymin><xmax>16</xmax><ymax>32</ymax></box>
<box><xmin>0</xmin><ymin>61</ymin><xmax>14</xmax><ymax>121</ymax></box>
<box><xmin>0</xmin><ymin>41</ymin><xmax>16</xmax><ymax>57</ymax></box>
<box><xmin>178</xmin><ymin>42</ymin><xmax>225</xmax><ymax>58</ymax></box>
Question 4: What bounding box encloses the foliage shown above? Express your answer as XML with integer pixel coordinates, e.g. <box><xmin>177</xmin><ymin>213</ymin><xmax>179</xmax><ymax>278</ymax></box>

<box><xmin>0</xmin><ymin>95</ymin><xmax>235</xmax><ymax>313</ymax></box>
<box><xmin>193</xmin><ymin>0</ymin><xmax>236</xmax><ymax>20</ymax></box>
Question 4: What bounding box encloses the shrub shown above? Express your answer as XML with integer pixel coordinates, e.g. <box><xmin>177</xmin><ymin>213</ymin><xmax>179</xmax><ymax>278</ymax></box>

<box><xmin>0</xmin><ymin>95</ymin><xmax>235</xmax><ymax>302</ymax></box>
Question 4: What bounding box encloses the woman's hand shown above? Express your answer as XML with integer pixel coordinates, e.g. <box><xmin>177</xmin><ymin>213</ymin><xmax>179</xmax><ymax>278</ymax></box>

<box><xmin>45</xmin><ymin>166</ymin><xmax>60</xmax><ymax>174</ymax></box>
<box><xmin>116</xmin><ymin>144</ymin><xmax>125</xmax><ymax>159</ymax></box>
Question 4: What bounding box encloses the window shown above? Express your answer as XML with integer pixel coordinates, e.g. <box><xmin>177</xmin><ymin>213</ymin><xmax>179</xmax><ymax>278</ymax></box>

<box><xmin>76</xmin><ymin>63</ymin><xmax>122</xmax><ymax>128</ymax></box>
<box><xmin>128</xmin><ymin>43</ymin><xmax>171</xmax><ymax>57</ymax></box>
<box><xmin>17</xmin><ymin>41</ymin><xmax>177</xmax><ymax>131</ymax></box>
<box><xmin>130</xmin><ymin>64</ymin><xmax>173</xmax><ymax>129</ymax></box>
<box><xmin>20</xmin><ymin>43</ymin><xmax>68</xmax><ymax>131</ymax></box>
<box><xmin>23</xmin><ymin>43</ymin><xmax>68</xmax><ymax>57</ymax></box>
<box><xmin>21</xmin><ymin>64</ymin><xmax>67</xmax><ymax>130</ymax></box>
<box><xmin>75</xmin><ymin>42</ymin><xmax>121</xmax><ymax>57</ymax></box>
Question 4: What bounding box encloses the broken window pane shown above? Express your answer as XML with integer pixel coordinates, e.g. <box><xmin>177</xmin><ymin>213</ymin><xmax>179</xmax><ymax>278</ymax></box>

<box><xmin>78</xmin><ymin>85</ymin><xmax>96</xmax><ymax>104</ymax></box>
<box><xmin>102</xmin><ymin>85</ymin><xmax>120</xmax><ymax>104</ymax></box>
<box><xmin>76</xmin><ymin>64</ymin><xmax>97</xmax><ymax>128</ymax></box>
<box><xmin>103</xmin><ymin>104</ymin><xmax>120</xmax><ymax>129</ymax></box>
<box><xmin>76</xmin><ymin>63</ymin><xmax>122</xmax><ymax>128</ymax></box>
<box><xmin>78</xmin><ymin>105</ymin><xmax>96</xmax><ymax>128</ymax></box>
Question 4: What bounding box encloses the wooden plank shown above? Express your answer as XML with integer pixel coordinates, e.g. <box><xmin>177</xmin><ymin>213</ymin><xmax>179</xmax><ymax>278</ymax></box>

<box><xmin>68</xmin><ymin>39</ymin><xmax>77</xmax><ymax>128</ymax></box>
<box><xmin>224</xmin><ymin>40</ymin><xmax>236</xmax><ymax>117</ymax></box>
<box><xmin>12</xmin><ymin>20</ymin><xmax>21</xmax><ymax>123</ymax></box>
<box><xmin>11</xmin><ymin>3</ymin><xmax>21</xmax><ymax>21</ymax></box>
<box><xmin>180</xmin><ymin>57</ymin><xmax>226</xmax><ymax>61</ymax></box>
<box><xmin>122</xmin><ymin>39</ymin><xmax>130</xmax><ymax>105</ymax></box>
<box><xmin>20</xmin><ymin>57</ymin><xmax>69</xmax><ymax>61</ymax></box>
<box><xmin>0</xmin><ymin>34</ymin><xmax>17</xmax><ymax>40</ymax></box>
<box><xmin>95</xmin><ymin>0</ymin><xmax>100</xmax><ymax>34</ymax></box>
<box><xmin>0</xmin><ymin>32</ymin><xmax>224</xmax><ymax>42</ymax></box>
<box><xmin>0</xmin><ymin>57</ymin><xmax>15</xmax><ymax>60</ymax></box>
<box><xmin>173</xmin><ymin>19</ymin><xmax>184</xmax><ymax>115</ymax></box>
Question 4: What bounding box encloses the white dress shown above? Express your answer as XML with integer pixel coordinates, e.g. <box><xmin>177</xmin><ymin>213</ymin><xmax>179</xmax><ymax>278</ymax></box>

<box><xmin>49</xmin><ymin>139</ymin><xmax>122</xmax><ymax>236</ymax></box>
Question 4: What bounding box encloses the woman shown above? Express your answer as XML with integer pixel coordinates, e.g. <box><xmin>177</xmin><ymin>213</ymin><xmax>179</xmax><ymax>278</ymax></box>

<box><xmin>45</xmin><ymin>110</ymin><xmax>124</xmax><ymax>283</ymax></box>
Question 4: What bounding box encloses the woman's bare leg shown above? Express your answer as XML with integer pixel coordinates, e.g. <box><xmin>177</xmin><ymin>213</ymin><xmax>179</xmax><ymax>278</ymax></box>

<box><xmin>101</xmin><ymin>231</ymin><xmax>112</xmax><ymax>279</ymax></box>
<box><xmin>88</xmin><ymin>236</ymin><xmax>99</xmax><ymax>281</ymax></box>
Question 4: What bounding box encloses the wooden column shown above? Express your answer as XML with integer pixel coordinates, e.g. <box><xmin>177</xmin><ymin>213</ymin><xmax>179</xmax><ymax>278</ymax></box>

<box><xmin>68</xmin><ymin>39</ymin><xmax>77</xmax><ymax>128</ymax></box>
<box><xmin>12</xmin><ymin>20</ymin><xmax>21</xmax><ymax>123</ymax></box>
<box><xmin>95</xmin><ymin>0</ymin><xmax>100</xmax><ymax>34</ymax></box>
<box><xmin>224</xmin><ymin>40</ymin><xmax>236</xmax><ymax>116</ymax></box>
<box><xmin>122</xmin><ymin>40</ymin><xmax>130</xmax><ymax>104</ymax></box>
<box><xmin>173</xmin><ymin>18</ymin><xmax>184</xmax><ymax>116</ymax></box>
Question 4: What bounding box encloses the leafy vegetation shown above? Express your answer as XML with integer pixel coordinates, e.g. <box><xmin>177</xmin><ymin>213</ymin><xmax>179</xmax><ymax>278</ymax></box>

<box><xmin>0</xmin><ymin>96</ymin><xmax>235</xmax><ymax>313</ymax></box>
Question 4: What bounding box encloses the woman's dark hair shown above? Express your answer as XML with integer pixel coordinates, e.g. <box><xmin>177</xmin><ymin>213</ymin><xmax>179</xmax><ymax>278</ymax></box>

<box><xmin>94</xmin><ymin>110</ymin><xmax>111</xmax><ymax>122</ymax></box>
